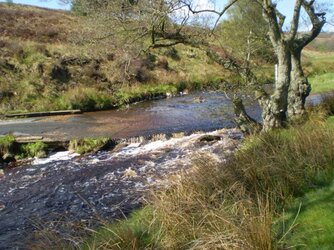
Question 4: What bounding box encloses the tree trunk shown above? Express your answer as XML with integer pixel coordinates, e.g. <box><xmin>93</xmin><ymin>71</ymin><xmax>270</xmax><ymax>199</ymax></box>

<box><xmin>260</xmin><ymin>44</ymin><xmax>291</xmax><ymax>130</ymax></box>
<box><xmin>288</xmin><ymin>48</ymin><xmax>311</xmax><ymax>120</ymax></box>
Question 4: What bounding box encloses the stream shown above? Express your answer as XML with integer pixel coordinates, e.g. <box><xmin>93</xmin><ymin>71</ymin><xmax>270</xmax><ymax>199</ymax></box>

<box><xmin>0</xmin><ymin>91</ymin><xmax>324</xmax><ymax>249</ymax></box>
<box><xmin>0</xmin><ymin>91</ymin><xmax>261</xmax><ymax>140</ymax></box>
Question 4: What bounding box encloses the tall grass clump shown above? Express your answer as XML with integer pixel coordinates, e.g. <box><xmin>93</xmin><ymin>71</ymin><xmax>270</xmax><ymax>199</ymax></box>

<box><xmin>82</xmin><ymin>208</ymin><xmax>162</xmax><ymax>250</ymax></box>
<box><xmin>20</xmin><ymin>141</ymin><xmax>48</xmax><ymax>158</ymax></box>
<box><xmin>149</xmin><ymin>113</ymin><xmax>334</xmax><ymax>249</ymax></box>
<box><xmin>69</xmin><ymin>137</ymin><xmax>111</xmax><ymax>155</ymax></box>
<box><xmin>0</xmin><ymin>134</ymin><xmax>15</xmax><ymax>158</ymax></box>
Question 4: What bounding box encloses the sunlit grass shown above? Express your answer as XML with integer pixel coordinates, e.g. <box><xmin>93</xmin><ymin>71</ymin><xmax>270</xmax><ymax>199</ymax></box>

<box><xmin>281</xmin><ymin>180</ymin><xmax>334</xmax><ymax>249</ymax></box>
<box><xmin>310</xmin><ymin>73</ymin><xmax>334</xmax><ymax>93</ymax></box>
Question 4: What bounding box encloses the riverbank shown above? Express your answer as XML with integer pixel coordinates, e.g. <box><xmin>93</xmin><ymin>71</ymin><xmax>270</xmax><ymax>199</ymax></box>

<box><xmin>1</xmin><ymin>4</ymin><xmax>333</xmax><ymax>115</ymax></box>
<box><xmin>76</xmin><ymin>104</ymin><xmax>334</xmax><ymax>249</ymax></box>
<box><xmin>0</xmin><ymin>95</ymin><xmax>332</xmax><ymax>249</ymax></box>
<box><xmin>0</xmin><ymin>90</ymin><xmax>329</xmax><ymax>166</ymax></box>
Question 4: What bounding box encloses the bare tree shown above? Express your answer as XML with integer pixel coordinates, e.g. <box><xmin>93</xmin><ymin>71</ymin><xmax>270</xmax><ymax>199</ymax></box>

<box><xmin>64</xmin><ymin>0</ymin><xmax>330</xmax><ymax>131</ymax></box>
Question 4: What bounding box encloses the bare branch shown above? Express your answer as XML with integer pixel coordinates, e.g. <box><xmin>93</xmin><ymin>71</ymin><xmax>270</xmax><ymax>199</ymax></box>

<box><xmin>179</xmin><ymin>0</ymin><xmax>240</xmax><ymax>30</ymax></box>
<box><xmin>261</xmin><ymin>0</ymin><xmax>283</xmax><ymax>46</ymax></box>
<box><xmin>295</xmin><ymin>0</ymin><xmax>326</xmax><ymax>48</ymax></box>
<box><xmin>288</xmin><ymin>0</ymin><xmax>303</xmax><ymax>41</ymax></box>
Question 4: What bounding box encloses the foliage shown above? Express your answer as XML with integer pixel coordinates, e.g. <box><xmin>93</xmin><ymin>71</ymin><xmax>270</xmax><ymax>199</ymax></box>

<box><xmin>20</xmin><ymin>141</ymin><xmax>48</xmax><ymax>158</ymax></box>
<box><xmin>69</xmin><ymin>137</ymin><xmax>110</xmax><ymax>154</ymax></box>
<box><xmin>217</xmin><ymin>0</ymin><xmax>273</xmax><ymax>63</ymax></box>
<box><xmin>0</xmin><ymin>135</ymin><xmax>15</xmax><ymax>157</ymax></box>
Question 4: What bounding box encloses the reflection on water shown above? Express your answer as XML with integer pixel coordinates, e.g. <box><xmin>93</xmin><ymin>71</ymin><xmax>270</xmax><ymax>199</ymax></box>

<box><xmin>0</xmin><ymin>91</ymin><xmax>262</xmax><ymax>140</ymax></box>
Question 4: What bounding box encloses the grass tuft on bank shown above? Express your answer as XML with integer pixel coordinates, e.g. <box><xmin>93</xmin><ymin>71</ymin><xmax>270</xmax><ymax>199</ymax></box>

<box><xmin>69</xmin><ymin>137</ymin><xmax>111</xmax><ymax>155</ymax></box>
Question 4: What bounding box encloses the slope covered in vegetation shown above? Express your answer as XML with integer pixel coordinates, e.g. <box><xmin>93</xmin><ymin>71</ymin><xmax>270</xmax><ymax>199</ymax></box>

<box><xmin>1</xmin><ymin>4</ymin><xmax>333</xmax><ymax>114</ymax></box>
<box><xmin>0</xmin><ymin>3</ymin><xmax>236</xmax><ymax>113</ymax></box>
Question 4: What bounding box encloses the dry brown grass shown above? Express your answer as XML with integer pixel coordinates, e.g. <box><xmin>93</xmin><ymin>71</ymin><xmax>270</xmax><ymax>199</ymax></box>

<box><xmin>148</xmin><ymin>109</ymin><xmax>334</xmax><ymax>249</ymax></box>
<box><xmin>152</xmin><ymin>155</ymin><xmax>273</xmax><ymax>250</ymax></box>
<box><xmin>0</xmin><ymin>3</ymin><xmax>77</xmax><ymax>43</ymax></box>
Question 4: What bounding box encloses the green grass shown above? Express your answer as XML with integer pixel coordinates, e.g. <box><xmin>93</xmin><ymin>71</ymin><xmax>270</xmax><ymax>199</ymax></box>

<box><xmin>0</xmin><ymin>134</ymin><xmax>15</xmax><ymax>158</ymax></box>
<box><xmin>19</xmin><ymin>141</ymin><xmax>48</xmax><ymax>158</ymax></box>
<box><xmin>304</xmin><ymin>51</ymin><xmax>334</xmax><ymax>94</ymax></box>
<box><xmin>69</xmin><ymin>137</ymin><xmax>111</xmax><ymax>154</ymax></box>
<box><xmin>326</xmin><ymin>116</ymin><xmax>334</xmax><ymax>128</ymax></box>
<box><xmin>0</xmin><ymin>136</ymin><xmax>49</xmax><ymax>160</ymax></box>
<box><xmin>82</xmin><ymin>207</ymin><xmax>161</xmax><ymax>250</ymax></box>
<box><xmin>309</xmin><ymin>72</ymin><xmax>334</xmax><ymax>93</ymax></box>
<box><xmin>280</xmin><ymin>180</ymin><xmax>334</xmax><ymax>249</ymax></box>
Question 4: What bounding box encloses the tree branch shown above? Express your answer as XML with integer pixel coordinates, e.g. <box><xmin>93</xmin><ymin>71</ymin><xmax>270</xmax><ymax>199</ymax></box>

<box><xmin>180</xmin><ymin>0</ymin><xmax>240</xmax><ymax>29</ymax></box>
<box><xmin>261</xmin><ymin>0</ymin><xmax>283</xmax><ymax>46</ymax></box>
<box><xmin>295</xmin><ymin>0</ymin><xmax>326</xmax><ymax>48</ymax></box>
<box><xmin>288</xmin><ymin>0</ymin><xmax>303</xmax><ymax>41</ymax></box>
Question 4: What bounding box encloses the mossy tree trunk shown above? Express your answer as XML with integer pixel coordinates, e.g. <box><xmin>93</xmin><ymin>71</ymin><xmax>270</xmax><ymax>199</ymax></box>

<box><xmin>288</xmin><ymin>48</ymin><xmax>311</xmax><ymax>119</ymax></box>
<box><xmin>288</xmin><ymin>2</ymin><xmax>326</xmax><ymax>120</ymax></box>
<box><xmin>258</xmin><ymin>0</ymin><xmax>326</xmax><ymax>130</ymax></box>
<box><xmin>259</xmin><ymin>44</ymin><xmax>291</xmax><ymax>130</ymax></box>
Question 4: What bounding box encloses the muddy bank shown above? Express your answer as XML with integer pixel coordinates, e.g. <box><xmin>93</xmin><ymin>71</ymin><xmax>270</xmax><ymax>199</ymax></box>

<box><xmin>0</xmin><ymin>128</ymin><xmax>242</xmax><ymax>249</ymax></box>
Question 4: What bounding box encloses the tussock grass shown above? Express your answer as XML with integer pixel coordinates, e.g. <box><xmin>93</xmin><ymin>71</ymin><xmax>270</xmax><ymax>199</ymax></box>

<box><xmin>82</xmin><ymin>208</ymin><xmax>162</xmax><ymax>250</ymax></box>
<box><xmin>77</xmin><ymin>109</ymin><xmax>334</xmax><ymax>249</ymax></box>
<box><xmin>69</xmin><ymin>137</ymin><xmax>111</xmax><ymax>155</ymax></box>
<box><xmin>19</xmin><ymin>141</ymin><xmax>48</xmax><ymax>158</ymax></box>
<box><xmin>151</xmin><ymin>116</ymin><xmax>334</xmax><ymax>249</ymax></box>
<box><xmin>0</xmin><ymin>134</ymin><xmax>15</xmax><ymax>157</ymax></box>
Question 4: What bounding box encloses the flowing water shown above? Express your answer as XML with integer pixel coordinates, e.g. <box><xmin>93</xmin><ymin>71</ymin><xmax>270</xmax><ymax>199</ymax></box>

<box><xmin>0</xmin><ymin>129</ymin><xmax>242</xmax><ymax>249</ymax></box>
<box><xmin>0</xmin><ymin>91</ymin><xmax>324</xmax><ymax>249</ymax></box>
<box><xmin>0</xmin><ymin>91</ymin><xmax>261</xmax><ymax>140</ymax></box>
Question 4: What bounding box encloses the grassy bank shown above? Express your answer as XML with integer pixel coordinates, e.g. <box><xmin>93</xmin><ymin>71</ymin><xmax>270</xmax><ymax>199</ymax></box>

<box><xmin>0</xmin><ymin>137</ymin><xmax>48</xmax><ymax>162</ymax></box>
<box><xmin>0</xmin><ymin>4</ymin><xmax>234</xmax><ymax>114</ymax></box>
<box><xmin>1</xmin><ymin>4</ymin><xmax>333</xmax><ymax>114</ymax></box>
<box><xmin>303</xmin><ymin>50</ymin><xmax>334</xmax><ymax>94</ymax></box>
<box><xmin>0</xmin><ymin>136</ymin><xmax>112</xmax><ymax>164</ymax></box>
<box><xmin>76</xmin><ymin>106</ymin><xmax>334</xmax><ymax>249</ymax></box>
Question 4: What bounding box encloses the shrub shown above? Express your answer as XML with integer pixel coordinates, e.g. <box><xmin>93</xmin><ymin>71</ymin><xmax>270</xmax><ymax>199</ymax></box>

<box><xmin>164</xmin><ymin>47</ymin><xmax>180</xmax><ymax>61</ymax></box>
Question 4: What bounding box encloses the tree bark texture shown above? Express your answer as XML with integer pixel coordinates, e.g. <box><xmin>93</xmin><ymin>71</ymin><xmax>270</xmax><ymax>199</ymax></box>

<box><xmin>288</xmin><ymin>48</ymin><xmax>311</xmax><ymax>119</ymax></box>
<box><xmin>259</xmin><ymin>44</ymin><xmax>291</xmax><ymax>130</ymax></box>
